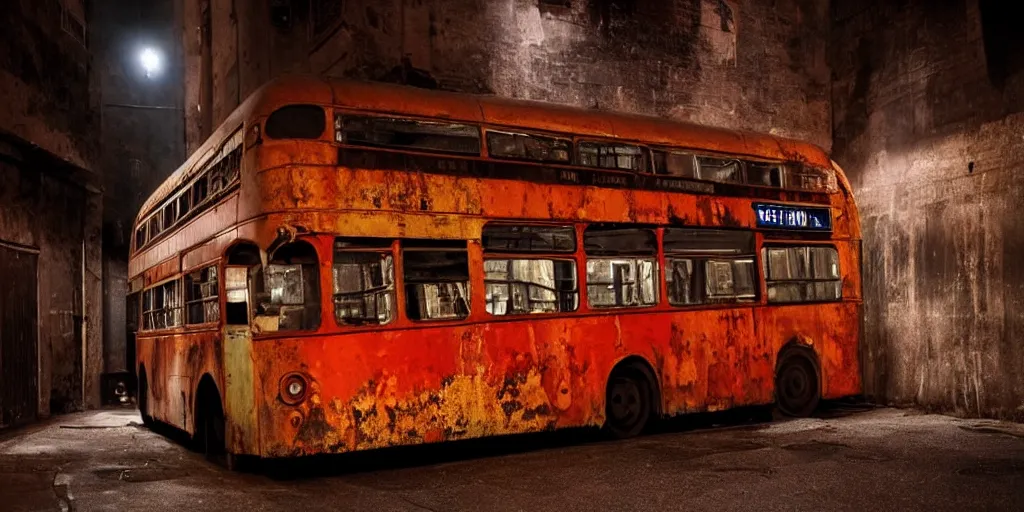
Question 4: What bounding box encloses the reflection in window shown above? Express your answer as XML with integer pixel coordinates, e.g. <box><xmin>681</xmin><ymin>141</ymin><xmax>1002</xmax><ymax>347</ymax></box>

<box><xmin>764</xmin><ymin>246</ymin><xmax>841</xmax><ymax>303</ymax></box>
<box><xmin>745</xmin><ymin>162</ymin><xmax>783</xmax><ymax>187</ymax></box>
<box><xmin>665</xmin><ymin>228</ymin><xmax>757</xmax><ymax>305</ymax></box>
<box><xmin>697</xmin><ymin>156</ymin><xmax>743</xmax><ymax>183</ymax></box>
<box><xmin>404</xmin><ymin>244</ymin><xmax>470</xmax><ymax>321</ymax></box>
<box><xmin>253</xmin><ymin>242</ymin><xmax>321</xmax><ymax>332</ymax></box>
<box><xmin>653</xmin><ymin>150</ymin><xmax>698</xmax><ymax>178</ymax></box>
<box><xmin>340</xmin><ymin>116</ymin><xmax>481</xmax><ymax>155</ymax></box>
<box><xmin>142</xmin><ymin>281</ymin><xmax>181</xmax><ymax>330</ymax></box>
<box><xmin>578</xmin><ymin>141</ymin><xmax>646</xmax><ymax>171</ymax></box>
<box><xmin>333</xmin><ymin>250</ymin><xmax>395</xmax><ymax>325</ymax></box>
<box><xmin>186</xmin><ymin>266</ymin><xmax>220</xmax><ymax>325</ymax></box>
<box><xmin>487</xmin><ymin>131</ymin><xmax>571</xmax><ymax>163</ymax></box>
<box><xmin>482</xmin><ymin>224</ymin><xmax>575</xmax><ymax>253</ymax></box>
<box><xmin>485</xmin><ymin>259</ymin><xmax>577</xmax><ymax>315</ymax></box>
<box><xmin>586</xmin><ymin>258</ymin><xmax>658</xmax><ymax>308</ymax></box>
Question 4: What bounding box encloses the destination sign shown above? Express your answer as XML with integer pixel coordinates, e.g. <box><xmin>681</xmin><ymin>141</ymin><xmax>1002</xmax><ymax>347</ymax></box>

<box><xmin>754</xmin><ymin>203</ymin><xmax>832</xmax><ymax>231</ymax></box>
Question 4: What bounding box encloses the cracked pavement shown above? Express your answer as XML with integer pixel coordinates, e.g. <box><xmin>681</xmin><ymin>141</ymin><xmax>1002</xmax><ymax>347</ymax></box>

<box><xmin>1</xmin><ymin>407</ymin><xmax>1023</xmax><ymax>511</ymax></box>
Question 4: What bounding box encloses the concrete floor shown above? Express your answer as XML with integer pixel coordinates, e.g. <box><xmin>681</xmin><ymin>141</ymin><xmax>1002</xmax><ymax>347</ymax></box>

<box><xmin>1</xmin><ymin>406</ymin><xmax>1023</xmax><ymax>511</ymax></box>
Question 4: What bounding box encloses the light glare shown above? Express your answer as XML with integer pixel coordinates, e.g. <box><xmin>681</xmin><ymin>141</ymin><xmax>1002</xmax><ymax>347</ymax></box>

<box><xmin>140</xmin><ymin>48</ymin><xmax>161</xmax><ymax>77</ymax></box>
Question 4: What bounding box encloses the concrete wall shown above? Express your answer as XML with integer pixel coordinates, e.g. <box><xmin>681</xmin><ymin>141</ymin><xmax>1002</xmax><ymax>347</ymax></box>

<box><xmin>0</xmin><ymin>0</ymin><xmax>103</xmax><ymax>415</ymax></box>
<box><xmin>181</xmin><ymin>0</ymin><xmax>832</xmax><ymax>154</ymax></box>
<box><xmin>832</xmin><ymin>0</ymin><xmax>1024</xmax><ymax>419</ymax></box>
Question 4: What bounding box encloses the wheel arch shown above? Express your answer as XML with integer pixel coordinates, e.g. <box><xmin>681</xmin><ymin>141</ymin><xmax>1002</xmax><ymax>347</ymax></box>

<box><xmin>606</xmin><ymin>355</ymin><xmax>662</xmax><ymax>417</ymax></box>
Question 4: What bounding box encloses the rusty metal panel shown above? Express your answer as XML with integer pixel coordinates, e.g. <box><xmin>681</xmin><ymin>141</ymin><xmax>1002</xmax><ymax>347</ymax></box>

<box><xmin>0</xmin><ymin>244</ymin><xmax>39</xmax><ymax>428</ymax></box>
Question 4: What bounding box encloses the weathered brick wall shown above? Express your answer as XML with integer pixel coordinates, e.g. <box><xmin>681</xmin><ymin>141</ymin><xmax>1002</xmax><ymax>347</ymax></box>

<box><xmin>183</xmin><ymin>0</ymin><xmax>831</xmax><ymax>154</ymax></box>
<box><xmin>832</xmin><ymin>0</ymin><xmax>1024</xmax><ymax>418</ymax></box>
<box><xmin>0</xmin><ymin>0</ymin><xmax>102</xmax><ymax>414</ymax></box>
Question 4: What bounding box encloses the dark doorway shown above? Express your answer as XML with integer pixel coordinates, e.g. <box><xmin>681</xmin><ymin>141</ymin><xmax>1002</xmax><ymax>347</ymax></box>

<box><xmin>0</xmin><ymin>243</ymin><xmax>39</xmax><ymax>428</ymax></box>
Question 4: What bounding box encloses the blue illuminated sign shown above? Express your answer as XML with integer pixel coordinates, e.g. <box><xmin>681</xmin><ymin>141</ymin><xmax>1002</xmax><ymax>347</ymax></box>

<box><xmin>754</xmin><ymin>203</ymin><xmax>832</xmax><ymax>231</ymax></box>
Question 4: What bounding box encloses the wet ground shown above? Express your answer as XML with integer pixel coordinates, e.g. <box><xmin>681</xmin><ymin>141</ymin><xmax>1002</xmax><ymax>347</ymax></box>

<box><xmin>1</xmin><ymin>405</ymin><xmax>1023</xmax><ymax>511</ymax></box>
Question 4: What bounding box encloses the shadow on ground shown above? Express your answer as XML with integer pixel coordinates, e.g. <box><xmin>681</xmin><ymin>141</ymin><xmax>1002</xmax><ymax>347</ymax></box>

<box><xmin>254</xmin><ymin>397</ymin><xmax>875</xmax><ymax>479</ymax></box>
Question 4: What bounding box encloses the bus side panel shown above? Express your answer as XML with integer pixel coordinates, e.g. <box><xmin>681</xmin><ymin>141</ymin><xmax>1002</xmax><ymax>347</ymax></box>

<box><xmin>252</xmin><ymin>307</ymin><xmax>784</xmax><ymax>457</ymax></box>
<box><xmin>224</xmin><ymin>326</ymin><xmax>259</xmax><ymax>455</ymax></box>
<box><xmin>137</xmin><ymin>331</ymin><xmax>225</xmax><ymax>435</ymax></box>
<box><xmin>753</xmin><ymin>302</ymin><xmax>862</xmax><ymax>399</ymax></box>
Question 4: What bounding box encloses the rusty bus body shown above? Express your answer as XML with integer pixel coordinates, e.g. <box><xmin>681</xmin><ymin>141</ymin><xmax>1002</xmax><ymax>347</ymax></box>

<box><xmin>129</xmin><ymin>75</ymin><xmax>861</xmax><ymax>460</ymax></box>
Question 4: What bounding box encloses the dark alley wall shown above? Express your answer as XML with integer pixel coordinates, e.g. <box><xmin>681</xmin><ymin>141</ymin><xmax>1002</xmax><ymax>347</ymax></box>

<box><xmin>0</xmin><ymin>0</ymin><xmax>103</xmax><ymax>416</ymax></box>
<box><xmin>181</xmin><ymin>0</ymin><xmax>832</xmax><ymax>155</ymax></box>
<box><xmin>832</xmin><ymin>0</ymin><xmax>1024</xmax><ymax>419</ymax></box>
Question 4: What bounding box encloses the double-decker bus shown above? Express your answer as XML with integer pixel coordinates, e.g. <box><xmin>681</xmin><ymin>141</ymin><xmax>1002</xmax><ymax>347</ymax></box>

<box><xmin>129</xmin><ymin>75</ymin><xmax>861</xmax><ymax>465</ymax></box>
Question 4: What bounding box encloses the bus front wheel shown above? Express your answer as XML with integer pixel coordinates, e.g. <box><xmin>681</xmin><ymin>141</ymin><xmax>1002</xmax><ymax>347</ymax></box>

<box><xmin>775</xmin><ymin>348</ymin><xmax>821</xmax><ymax>417</ymax></box>
<box><xmin>605</xmin><ymin>362</ymin><xmax>656</xmax><ymax>439</ymax></box>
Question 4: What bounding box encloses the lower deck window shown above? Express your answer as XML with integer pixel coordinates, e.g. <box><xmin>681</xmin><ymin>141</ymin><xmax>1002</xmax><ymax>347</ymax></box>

<box><xmin>185</xmin><ymin>266</ymin><xmax>220</xmax><ymax>325</ymax></box>
<box><xmin>404</xmin><ymin>245</ymin><xmax>470</xmax><ymax>321</ymax></box>
<box><xmin>333</xmin><ymin>251</ymin><xmax>395</xmax><ymax>325</ymax></box>
<box><xmin>253</xmin><ymin>242</ymin><xmax>321</xmax><ymax>331</ymax></box>
<box><xmin>586</xmin><ymin>258</ymin><xmax>658</xmax><ymax>308</ymax></box>
<box><xmin>142</xmin><ymin>281</ymin><xmax>181</xmax><ymax>330</ymax></box>
<box><xmin>764</xmin><ymin>246</ymin><xmax>841</xmax><ymax>303</ymax></box>
<box><xmin>485</xmin><ymin>259</ymin><xmax>578</xmax><ymax>315</ymax></box>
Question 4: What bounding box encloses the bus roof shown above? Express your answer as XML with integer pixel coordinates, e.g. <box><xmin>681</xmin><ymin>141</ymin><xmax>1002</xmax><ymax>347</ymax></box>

<box><xmin>137</xmin><ymin>75</ymin><xmax>834</xmax><ymax>226</ymax></box>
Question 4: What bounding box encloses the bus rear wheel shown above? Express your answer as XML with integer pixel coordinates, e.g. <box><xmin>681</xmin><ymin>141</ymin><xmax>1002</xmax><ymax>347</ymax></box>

<box><xmin>195</xmin><ymin>385</ymin><xmax>232</xmax><ymax>468</ymax></box>
<box><xmin>605</xmin><ymin>363</ymin><xmax>655</xmax><ymax>439</ymax></box>
<box><xmin>775</xmin><ymin>349</ymin><xmax>820</xmax><ymax>417</ymax></box>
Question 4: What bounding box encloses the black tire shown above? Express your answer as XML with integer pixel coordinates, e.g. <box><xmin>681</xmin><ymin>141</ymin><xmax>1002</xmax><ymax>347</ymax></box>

<box><xmin>775</xmin><ymin>349</ymin><xmax>821</xmax><ymax>417</ymax></box>
<box><xmin>605</xmin><ymin>364</ymin><xmax>655</xmax><ymax>439</ymax></box>
<box><xmin>138</xmin><ymin>371</ymin><xmax>154</xmax><ymax>427</ymax></box>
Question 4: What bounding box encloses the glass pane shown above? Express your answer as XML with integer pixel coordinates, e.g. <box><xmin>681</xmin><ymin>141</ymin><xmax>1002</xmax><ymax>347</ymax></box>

<box><xmin>705</xmin><ymin>260</ymin><xmax>735</xmax><ymax>298</ymax></box>
<box><xmin>482</xmin><ymin>225</ymin><xmax>575</xmax><ymax>253</ymax></box>
<box><xmin>404</xmin><ymin>249</ymin><xmax>471</xmax><ymax>321</ymax></box>
<box><xmin>666</xmin><ymin>258</ymin><xmax>699</xmax><ymax>305</ymax></box>
<box><xmin>578</xmin><ymin>141</ymin><xmax>646</xmax><ymax>171</ymax></box>
<box><xmin>586</xmin><ymin>258</ymin><xmax>657</xmax><ymax>308</ymax></box>
<box><xmin>486</xmin><ymin>131</ymin><xmax>571</xmax><ymax>163</ymax></box>
<box><xmin>745</xmin><ymin>162</ymin><xmax>783</xmax><ymax>187</ymax></box>
<box><xmin>663</xmin><ymin>228</ymin><xmax>754</xmax><ymax>255</ymax></box>
<box><xmin>584</xmin><ymin>227</ymin><xmax>657</xmax><ymax>256</ymax></box>
<box><xmin>343</xmin><ymin>116</ymin><xmax>481</xmax><ymax>155</ymax></box>
<box><xmin>653</xmin><ymin>151</ymin><xmax>697</xmax><ymax>178</ymax></box>
<box><xmin>783</xmin><ymin>165</ymin><xmax>836</xmax><ymax>192</ymax></box>
<box><xmin>733</xmin><ymin>259</ymin><xmax>756</xmax><ymax>298</ymax></box>
<box><xmin>697</xmin><ymin>156</ymin><xmax>742</xmax><ymax>183</ymax></box>
<box><xmin>811</xmin><ymin>247</ymin><xmax>840</xmax><ymax>279</ymax></box>
<box><xmin>484</xmin><ymin>259</ymin><xmax>577</xmax><ymax>315</ymax></box>
<box><xmin>265</xmin><ymin>264</ymin><xmax>304</xmax><ymax>305</ymax></box>
<box><xmin>332</xmin><ymin>252</ymin><xmax>394</xmax><ymax>325</ymax></box>
<box><xmin>265</xmin><ymin>105</ymin><xmax>326</xmax><ymax>139</ymax></box>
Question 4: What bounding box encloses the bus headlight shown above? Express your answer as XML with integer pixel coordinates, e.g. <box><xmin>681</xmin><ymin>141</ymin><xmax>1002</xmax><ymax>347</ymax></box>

<box><xmin>280</xmin><ymin>373</ymin><xmax>309</xmax><ymax>405</ymax></box>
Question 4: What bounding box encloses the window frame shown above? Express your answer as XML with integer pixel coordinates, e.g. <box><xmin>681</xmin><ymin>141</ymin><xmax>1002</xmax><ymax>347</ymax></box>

<box><xmin>762</xmin><ymin>244</ymin><xmax>843</xmax><ymax>304</ymax></box>
<box><xmin>575</xmin><ymin>139</ymin><xmax>651</xmax><ymax>173</ymax></box>
<box><xmin>401</xmin><ymin>241</ymin><xmax>473</xmax><ymax>323</ymax></box>
<box><xmin>141</xmin><ymin>278</ymin><xmax>183</xmax><ymax>332</ymax></box>
<box><xmin>185</xmin><ymin>264</ymin><xmax>221</xmax><ymax>326</ymax></box>
<box><xmin>663</xmin><ymin>228</ymin><xmax>759</xmax><ymax>307</ymax></box>
<box><xmin>484</xmin><ymin>129</ymin><xmax>574</xmax><ymax>164</ymax></box>
<box><xmin>331</xmin><ymin>239</ymin><xmax>398</xmax><ymax>328</ymax></box>
<box><xmin>335</xmin><ymin>113</ymin><xmax>483</xmax><ymax>156</ymax></box>
<box><xmin>583</xmin><ymin>226</ymin><xmax>660</xmax><ymax>310</ymax></box>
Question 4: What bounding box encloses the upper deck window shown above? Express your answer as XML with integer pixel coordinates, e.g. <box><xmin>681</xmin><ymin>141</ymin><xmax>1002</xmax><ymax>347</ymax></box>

<box><xmin>653</xmin><ymin>150</ymin><xmax>698</xmax><ymax>178</ymax></box>
<box><xmin>265</xmin><ymin>105</ymin><xmax>326</xmax><ymax>140</ymax></box>
<box><xmin>482</xmin><ymin>224</ymin><xmax>576</xmax><ymax>253</ymax></box>
<box><xmin>486</xmin><ymin>131</ymin><xmax>571</xmax><ymax>163</ymax></box>
<box><xmin>577</xmin><ymin>141</ymin><xmax>647</xmax><ymax>172</ymax></box>
<box><xmin>339</xmin><ymin>115</ymin><xmax>481</xmax><ymax>155</ymax></box>
<box><xmin>697</xmin><ymin>156</ymin><xmax>743</xmax><ymax>184</ymax></box>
